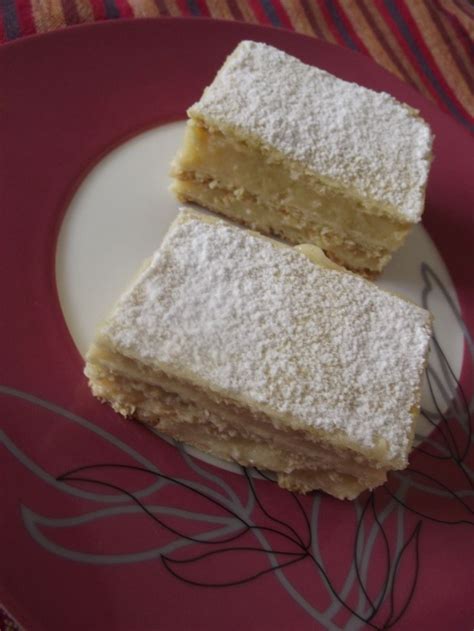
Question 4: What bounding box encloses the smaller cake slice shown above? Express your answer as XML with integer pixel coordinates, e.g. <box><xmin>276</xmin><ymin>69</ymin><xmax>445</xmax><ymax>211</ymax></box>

<box><xmin>171</xmin><ymin>40</ymin><xmax>434</xmax><ymax>276</ymax></box>
<box><xmin>85</xmin><ymin>209</ymin><xmax>432</xmax><ymax>500</ymax></box>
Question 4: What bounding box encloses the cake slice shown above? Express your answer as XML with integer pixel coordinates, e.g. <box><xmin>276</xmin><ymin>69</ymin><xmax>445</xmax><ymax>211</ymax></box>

<box><xmin>85</xmin><ymin>209</ymin><xmax>432</xmax><ymax>500</ymax></box>
<box><xmin>171</xmin><ymin>40</ymin><xmax>433</xmax><ymax>276</ymax></box>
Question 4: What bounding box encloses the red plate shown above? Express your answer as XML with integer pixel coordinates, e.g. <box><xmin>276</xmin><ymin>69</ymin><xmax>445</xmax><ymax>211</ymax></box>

<box><xmin>1</xmin><ymin>18</ymin><xmax>473</xmax><ymax>631</ymax></box>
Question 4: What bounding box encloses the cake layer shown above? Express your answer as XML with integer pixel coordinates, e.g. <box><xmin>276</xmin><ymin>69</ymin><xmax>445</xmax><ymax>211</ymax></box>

<box><xmin>86</xmin><ymin>343</ymin><xmax>395</xmax><ymax>472</ymax></box>
<box><xmin>186</xmin><ymin>40</ymin><xmax>433</xmax><ymax>223</ymax></box>
<box><xmin>85</xmin><ymin>352</ymin><xmax>386</xmax><ymax>499</ymax></box>
<box><xmin>172</xmin><ymin>121</ymin><xmax>412</xmax><ymax>249</ymax></box>
<box><xmin>89</xmin><ymin>209</ymin><xmax>431</xmax><ymax>470</ymax></box>
<box><xmin>172</xmin><ymin>174</ymin><xmax>393</xmax><ymax>275</ymax></box>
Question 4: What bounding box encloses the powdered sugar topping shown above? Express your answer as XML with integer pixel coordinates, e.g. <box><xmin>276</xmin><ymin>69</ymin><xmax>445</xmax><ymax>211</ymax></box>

<box><xmin>103</xmin><ymin>211</ymin><xmax>431</xmax><ymax>462</ymax></box>
<box><xmin>189</xmin><ymin>41</ymin><xmax>433</xmax><ymax>223</ymax></box>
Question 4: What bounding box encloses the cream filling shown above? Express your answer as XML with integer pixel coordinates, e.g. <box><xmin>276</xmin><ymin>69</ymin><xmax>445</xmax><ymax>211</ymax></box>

<box><xmin>86</xmin><ymin>342</ymin><xmax>403</xmax><ymax>470</ymax></box>
<box><xmin>172</xmin><ymin>121</ymin><xmax>412</xmax><ymax>249</ymax></box>
<box><xmin>86</xmin><ymin>360</ymin><xmax>387</xmax><ymax>499</ymax></box>
<box><xmin>172</xmin><ymin>175</ymin><xmax>392</xmax><ymax>273</ymax></box>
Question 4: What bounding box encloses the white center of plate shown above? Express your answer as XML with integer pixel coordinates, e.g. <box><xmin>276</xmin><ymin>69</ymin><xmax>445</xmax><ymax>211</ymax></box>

<box><xmin>56</xmin><ymin>121</ymin><xmax>465</xmax><ymax>463</ymax></box>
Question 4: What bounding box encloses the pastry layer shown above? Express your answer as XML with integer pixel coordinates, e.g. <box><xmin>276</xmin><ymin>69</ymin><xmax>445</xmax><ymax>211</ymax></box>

<box><xmin>172</xmin><ymin>122</ymin><xmax>412</xmax><ymax>248</ymax></box>
<box><xmin>171</xmin><ymin>122</ymin><xmax>415</xmax><ymax>274</ymax></box>
<box><xmin>186</xmin><ymin>40</ymin><xmax>433</xmax><ymax>223</ymax></box>
<box><xmin>86</xmin><ymin>343</ymin><xmax>397</xmax><ymax>470</ymax></box>
<box><xmin>172</xmin><ymin>41</ymin><xmax>434</xmax><ymax>275</ymax></box>
<box><xmin>86</xmin><ymin>348</ymin><xmax>386</xmax><ymax>499</ymax></box>
<box><xmin>85</xmin><ymin>209</ymin><xmax>432</xmax><ymax>499</ymax></box>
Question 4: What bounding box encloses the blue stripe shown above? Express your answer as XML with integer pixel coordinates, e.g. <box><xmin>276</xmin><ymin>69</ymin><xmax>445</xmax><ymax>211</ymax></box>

<box><xmin>103</xmin><ymin>0</ymin><xmax>120</xmax><ymax>19</ymax></box>
<box><xmin>384</xmin><ymin>0</ymin><xmax>469</xmax><ymax>127</ymax></box>
<box><xmin>187</xmin><ymin>0</ymin><xmax>202</xmax><ymax>16</ymax></box>
<box><xmin>261</xmin><ymin>0</ymin><xmax>282</xmax><ymax>27</ymax></box>
<box><xmin>324</xmin><ymin>0</ymin><xmax>358</xmax><ymax>50</ymax></box>
<box><xmin>0</xmin><ymin>0</ymin><xmax>20</xmax><ymax>40</ymax></box>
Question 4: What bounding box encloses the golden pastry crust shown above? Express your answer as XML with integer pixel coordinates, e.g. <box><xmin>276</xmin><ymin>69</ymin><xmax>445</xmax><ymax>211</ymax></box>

<box><xmin>171</xmin><ymin>41</ymin><xmax>433</xmax><ymax>275</ymax></box>
<box><xmin>86</xmin><ymin>347</ymin><xmax>387</xmax><ymax>499</ymax></box>
<box><xmin>186</xmin><ymin>41</ymin><xmax>433</xmax><ymax>223</ymax></box>
<box><xmin>85</xmin><ymin>209</ymin><xmax>432</xmax><ymax>498</ymax></box>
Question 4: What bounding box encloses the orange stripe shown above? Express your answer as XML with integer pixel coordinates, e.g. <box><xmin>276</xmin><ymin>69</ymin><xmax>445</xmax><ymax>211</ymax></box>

<box><xmin>280</xmin><ymin>0</ymin><xmax>316</xmax><ymax>36</ymax></box>
<box><xmin>206</xmin><ymin>0</ymin><xmax>233</xmax><ymax>19</ymax></box>
<box><xmin>395</xmin><ymin>0</ymin><xmax>471</xmax><ymax>120</ymax></box>
<box><xmin>299</xmin><ymin>0</ymin><xmax>325</xmax><ymax>38</ymax></box>
<box><xmin>435</xmin><ymin>0</ymin><xmax>474</xmax><ymax>60</ymax></box>
<box><xmin>235</xmin><ymin>0</ymin><xmax>259</xmax><ymax>23</ymax></box>
<box><xmin>356</xmin><ymin>0</ymin><xmax>417</xmax><ymax>87</ymax></box>
<box><xmin>438</xmin><ymin>0</ymin><xmax>474</xmax><ymax>36</ymax></box>
<box><xmin>163</xmin><ymin>0</ymin><xmax>181</xmax><ymax>16</ymax></box>
<box><xmin>74</xmin><ymin>0</ymin><xmax>94</xmax><ymax>21</ymax></box>
<box><xmin>31</xmin><ymin>0</ymin><xmax>66</xmax><ymax>32</ymax></box>
<box><xmin>338</xmin><ymin>0</ymin><xmax>404</xmax><ymax>81</ymax></box>
<box><xmin>368</xmin><ymin>1</ymin><xmax>433</xmax><ymax>102</ymax></box>
<box><xmin>128</xmin><ymin>0</ymin><xmax>159</xmax><ymax>18</ymax></box>
<box><xmin>306</xmin><ymin>1</ymin><xmax>338</xmax><ymax>44</ymax></box>
<box><xmin>408</xmin><ymin>0</ymin><xmax>474</xmax><ymax>118</ymax></box>
<box><xmin>438</xmin><ymin>3</ymin><xmax>474</xmax><ymax>79</ymax></box>
<box><xmin>333</xmin><ymin>0</ymin><xmax>372</xmax><ymax>54</ymax></box>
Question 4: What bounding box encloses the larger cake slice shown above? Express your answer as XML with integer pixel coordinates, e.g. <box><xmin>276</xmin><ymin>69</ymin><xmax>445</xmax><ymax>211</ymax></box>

<box><xmin>171</xmin><ymin>40</ymin><xmax>433</xmax><ymax>276</ymax></box>
<box><xmin>85</xmin><ymin>209</ymin><xmax>432</xmax><ymax>500</ymax></box>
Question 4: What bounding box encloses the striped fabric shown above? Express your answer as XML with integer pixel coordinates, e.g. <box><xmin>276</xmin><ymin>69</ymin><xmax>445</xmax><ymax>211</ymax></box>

<box><xmin>0</xmin><ymin>0</ymin><xmax>473</xmax><ymax>129</ymax></box>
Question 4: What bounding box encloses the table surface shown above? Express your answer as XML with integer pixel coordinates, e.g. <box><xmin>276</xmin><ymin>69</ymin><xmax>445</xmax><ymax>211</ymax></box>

<box><xmin>0</xmin><ymin>2</ymin><xmax>472</xmax><ymax>630</ymax></box>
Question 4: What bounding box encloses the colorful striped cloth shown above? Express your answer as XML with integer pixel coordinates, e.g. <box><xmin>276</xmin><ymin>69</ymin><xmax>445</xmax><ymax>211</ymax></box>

<box><xmin>0</xmin><ymin>0</ymin><xmax>473</xmax><ymax>130</ymax></box>
<box><xmin>0</xmin><ymin>2</ymin><xmax>472</xmax><ymax>630</ymax></box>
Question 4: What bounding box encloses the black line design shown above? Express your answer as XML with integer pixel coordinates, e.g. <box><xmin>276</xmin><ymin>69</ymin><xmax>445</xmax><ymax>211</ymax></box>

<box><xmin>56</xmin><ymin>463</ymin><xmax>426</xmax><ymax>630</ymax></box>
<box><xmin>382</xmin><ymin>522</ymin><xmax>422</xmax><ymax>629</ymax></box>
<box><xmin>257</xmin><ymin>468</ymin><xmax>312</xmax><ymax>550</ymax></box>
<box><xmin>382</xmin><ymin>263</ymin><xmax>474</xmax><ymax>538</ymax></box>
<box><xmin>366</xmin><ymin>494</ymin><xmax>391</xmax><ymax>621</ymax></box>
<box><xmin>243</xmin><ymin>467</ymin><xmax>308</xmax><ymax>550</ymax></box>
<box><xmin>58</xmin><ymin>464</ymin><xmax>304</xmax><ymax>551</ymax></box>
<box><xmin>354</xmin><ymin>493</ymin><xmax>378</xmax><ymax>615</ymax></box>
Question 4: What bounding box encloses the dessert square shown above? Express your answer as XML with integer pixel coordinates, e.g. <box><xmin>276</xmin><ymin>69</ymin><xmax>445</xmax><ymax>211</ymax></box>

<box><xmin>85</xmin><ymin>209</ymin><xmax>431</xmax><ymax>499</ymax></box>
<box><xmin>171</xmin><ymin>40</ymin><xmax>434</xmax><ymax>276</ymax></box>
